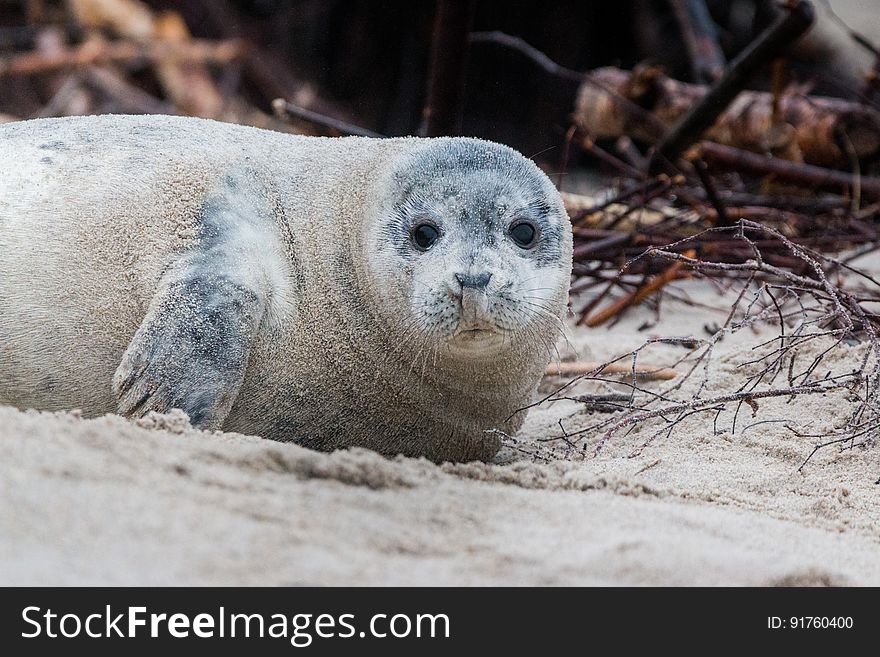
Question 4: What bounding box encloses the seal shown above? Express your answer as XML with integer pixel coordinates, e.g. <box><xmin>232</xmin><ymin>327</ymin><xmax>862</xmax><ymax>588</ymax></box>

<box><xmin>0</xmin><ymin>115</ymin><xmax>572</xmax><ymax>462</ymax></box>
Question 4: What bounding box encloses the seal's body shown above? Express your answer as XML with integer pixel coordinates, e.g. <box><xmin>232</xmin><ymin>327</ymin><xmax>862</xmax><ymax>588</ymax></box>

<box><xmin>0</xmin><ymin>115</ymin><xmax>571</xmax><ymax>461</ymax></box>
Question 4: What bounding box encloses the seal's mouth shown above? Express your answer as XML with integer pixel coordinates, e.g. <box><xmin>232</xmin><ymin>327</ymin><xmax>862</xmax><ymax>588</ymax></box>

<box><xmin>449</xmin><ymin>323</ymin><xmax>504</xmax><ymax>352</ymax></box>
<box><xmin>456</xmin><ymin>327</ymin><xmax>496</xmax><ymax>338</ymax></box>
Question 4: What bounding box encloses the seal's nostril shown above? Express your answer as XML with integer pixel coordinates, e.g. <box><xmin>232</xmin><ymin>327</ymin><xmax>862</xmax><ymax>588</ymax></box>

<box><xmin>455</xmin><ymin>272</ymin><xmax>492</xmax><ymax>290</ymax></box>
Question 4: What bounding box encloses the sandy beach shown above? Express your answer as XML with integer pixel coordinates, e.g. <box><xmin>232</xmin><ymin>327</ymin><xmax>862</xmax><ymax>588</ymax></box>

<box><xmin>2</xmin><ymin>261</ymin><xmax>878</xmax><ymax>586</ymax></box>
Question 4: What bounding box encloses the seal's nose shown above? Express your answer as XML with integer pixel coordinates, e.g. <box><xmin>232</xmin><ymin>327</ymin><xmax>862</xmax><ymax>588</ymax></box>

<box><xmin>455</xmin><ymin>272</ymin><xmax>492</xmax><ymax>290</ymax></box>
<box><xmin>455</xmin><ymin>272</ymin><xmax>492</xmax><ymax>326</ymax></box>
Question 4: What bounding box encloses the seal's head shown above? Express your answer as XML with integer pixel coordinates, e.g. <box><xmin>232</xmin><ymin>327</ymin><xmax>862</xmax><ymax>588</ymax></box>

<box><xmin>364</xmin><ymin>138</ymin><xmax>572</xmax><ymax>363</ymax></box>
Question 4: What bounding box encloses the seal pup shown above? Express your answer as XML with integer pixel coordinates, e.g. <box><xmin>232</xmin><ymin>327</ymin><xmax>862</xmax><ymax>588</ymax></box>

<box><xmin>0</xmin><ymin>115</ymin><xmax>572</xmax><ymax>462</ymax></box>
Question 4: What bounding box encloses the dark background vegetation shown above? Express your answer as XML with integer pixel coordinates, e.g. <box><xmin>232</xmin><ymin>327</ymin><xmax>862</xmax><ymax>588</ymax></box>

<box><xmin>1</xmin><ymin>0</ymin><xmax>875</xmax><ymax>159</ymax></box>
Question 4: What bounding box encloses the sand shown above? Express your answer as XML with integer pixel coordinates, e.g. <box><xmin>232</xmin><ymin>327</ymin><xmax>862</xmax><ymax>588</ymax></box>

<box><xmin>2</xmin><ymin>256</ymin><xmax>879</xmax><ymax>586</ymax></box>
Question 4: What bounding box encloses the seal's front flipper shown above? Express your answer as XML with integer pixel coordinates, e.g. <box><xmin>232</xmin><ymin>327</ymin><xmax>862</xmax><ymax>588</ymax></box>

<box><xmin>113</xmin><ymin>171</ymin><xmax>283</xmax><ymax>429</ymax></box>
<box><xmin>113</xmin><ymin>273</ymin><xmax>264</xmax><ymax>428</ymax></box>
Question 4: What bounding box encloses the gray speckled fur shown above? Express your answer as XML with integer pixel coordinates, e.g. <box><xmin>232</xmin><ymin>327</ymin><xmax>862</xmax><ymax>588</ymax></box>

<box><xmin>0</xmin><ymin>114</ymin><xmax>572</xmax><ymax>462</ymax></box>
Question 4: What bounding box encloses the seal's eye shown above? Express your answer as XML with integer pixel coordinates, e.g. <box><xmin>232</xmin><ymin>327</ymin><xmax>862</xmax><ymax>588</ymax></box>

<box><xmin>509</xmin><ymin>221</ymin><xmax>538</xmax><ymax>248</ymax></box>
<box><xmin>411</xmin><ymin>222</ymin><xmax>440</xmax><ymax>251</ymax></box>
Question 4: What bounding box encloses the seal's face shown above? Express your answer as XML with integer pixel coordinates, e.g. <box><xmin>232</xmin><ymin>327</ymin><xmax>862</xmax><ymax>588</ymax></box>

<box><xmin>368</xmin><ymin>139</ymin><xmax>572</xmax><ymax>361</ymax></box>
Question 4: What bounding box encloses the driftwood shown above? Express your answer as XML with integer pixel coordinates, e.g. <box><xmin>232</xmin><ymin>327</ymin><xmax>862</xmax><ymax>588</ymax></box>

<box><xmin>574</xmin><ymin>65</ymin><xmax>880</xmax><ymax>167</ymax></box>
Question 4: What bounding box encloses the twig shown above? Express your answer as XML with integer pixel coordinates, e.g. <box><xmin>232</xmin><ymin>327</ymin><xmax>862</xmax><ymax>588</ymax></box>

<box><xmin>689</xmin><ymin>154</ymin><xmax>732</xmax><ymax>225</ymax></box>
<box><xmin>580</xmin><ymin>133</ymin><xmax>648</xmax><ymax>180</ymax></box>
<box><xmin>468</xmin><ymin>31</ymin><xmax>584</xmax><ymax>82</ymax></box>
<box><xmin>565</xmin><ymin>176</ymin><xmax>675</xmax><ymax>221</ymax></box>
<box><xmin>571</xmin><ymin>232</ymin><xmax>631</xmax><ymax>259</ymax></box>
<box><xmin>594</xmin><ymin>379</ymin><xmax>854</xmax><ymax>453</ymax></box>
<box><xmin>614</xmin><ymin>136</ymin><xmax>648</xmax><ymax>170</ymax></box>
<box><xmin>469</xmin><ymin>34</ymin><xmax>668</xmax><ymax>140</ymax></box>
<box><xmin>584</xmin><ymin>249</ymin><xmax>695</xmax><ymax>326</ymax></box>
<box><xmin>817</xmin><ymin>0</ymin><xmax>880</xmax><ymax>57</ymax></box>
<box><xmin>272</xmin><ymin>99</ymin><xmax>383</xmax><ymax>138</ymax></box>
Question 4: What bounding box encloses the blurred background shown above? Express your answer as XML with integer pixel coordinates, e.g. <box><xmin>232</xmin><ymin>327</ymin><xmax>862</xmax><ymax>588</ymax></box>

<box><xmin>0</xmin><ymin>0</ymin><xmax>877</xmax><ymax>166</ymax></box>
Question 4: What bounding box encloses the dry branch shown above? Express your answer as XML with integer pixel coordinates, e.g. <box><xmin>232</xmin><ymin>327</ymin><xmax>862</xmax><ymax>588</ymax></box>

<box><xmin>594</xmin><ymin>380</ymin><xmax>853</xmax><ymax>454</ymax></box>
<box><xmin>272</xmin><ymin>99</ymin><xmax>383</xmax><ymax>138</ymax></box>
<box><xmin>540</xmin><ymin>219</ymin><xmax>880</xmax><ymax>469</ymax></box>
<box><xmin>584</xmin><ymin>249</ymin><xmax>695</xmax><ymax>326</ymax></box>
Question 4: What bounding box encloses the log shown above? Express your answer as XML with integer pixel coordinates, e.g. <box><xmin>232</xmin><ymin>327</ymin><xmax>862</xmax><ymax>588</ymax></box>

<box><xmin>574</xmin><ymin>65</ymin><xmax>880</xmax><ymax>167</ymax></box>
